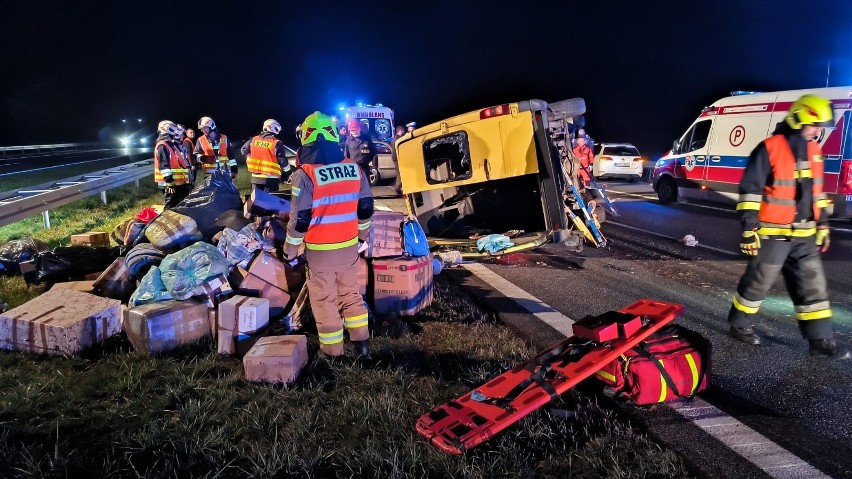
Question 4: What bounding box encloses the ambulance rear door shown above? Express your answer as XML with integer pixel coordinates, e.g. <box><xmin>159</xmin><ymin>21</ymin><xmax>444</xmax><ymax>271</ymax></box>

<box><xmin>703</xmin><ymin>94</ymin><xmax>778</xmax><ymax>204</ymax></box>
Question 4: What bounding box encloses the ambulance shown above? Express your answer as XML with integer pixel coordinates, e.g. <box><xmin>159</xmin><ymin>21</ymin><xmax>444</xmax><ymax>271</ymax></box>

<box><xmin>342</xmin><ymin>103</ymin><xmax>395</xmax><ymax>142</ymax></box>
<box><xmin>652</xmin><ymin>87</ymin><xmax>852</xmax><ymax>217</ymax></box>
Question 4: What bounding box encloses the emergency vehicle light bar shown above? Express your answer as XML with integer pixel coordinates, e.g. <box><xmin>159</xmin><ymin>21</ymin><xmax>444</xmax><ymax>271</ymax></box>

<box><xmin>730</xmin><ymin>90</ymin><xmax>765</xmax><ymax>96</ymax></box>
<box><xmin>480</xmin><ymin>104</ymin><xmax>511</xmax><ymax>119</ymax></box>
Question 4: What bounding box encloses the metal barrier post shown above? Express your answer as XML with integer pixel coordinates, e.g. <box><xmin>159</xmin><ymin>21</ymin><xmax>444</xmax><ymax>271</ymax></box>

<box><xmin>101</xmin><ymin>190</ymin><xmax>108</xmax><ymax>204</ymax></box>
<box><xmin>42</xmin><ymin>211</ymin><xmax>51</xmax><ymax>229</ymax></box>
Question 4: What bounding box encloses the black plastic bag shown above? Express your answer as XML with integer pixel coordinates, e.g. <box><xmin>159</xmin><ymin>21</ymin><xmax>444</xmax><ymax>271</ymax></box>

<box><xmin>171</xmin><ymin>169</ymin><xmax>242</xmax><ymax>239</ymax></box>
<box><xmin>30</xmin><ymin>246</ymin><xmax>122</xmax><ymax>284</ymax></box>
<box><xmin>0</xmin><ymin>238</ymin><xmax>49</xmax><ymax>275</ymax></box>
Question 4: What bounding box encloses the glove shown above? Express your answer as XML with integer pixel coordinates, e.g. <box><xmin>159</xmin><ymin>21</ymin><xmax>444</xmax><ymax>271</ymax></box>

<box><xmin>358</xmin><ymin>240</ymin><xmax>369</xmax><ymax>254</ymax></box>
<box><xmin>740</xmin><ymin>229</ymin><xmax>760</xmax><ymax>256</ymax></box>
<box><xmin>816</xmin><ymin>227</ymin><xmax>830</xmax><ymax>253</ymax></box>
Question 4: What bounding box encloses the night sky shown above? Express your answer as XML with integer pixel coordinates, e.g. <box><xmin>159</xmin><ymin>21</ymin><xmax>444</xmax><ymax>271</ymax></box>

<box><xmin>2</xmin><ymin>0</ymin><xmax>850</xmax><ymax>158</ymax></box>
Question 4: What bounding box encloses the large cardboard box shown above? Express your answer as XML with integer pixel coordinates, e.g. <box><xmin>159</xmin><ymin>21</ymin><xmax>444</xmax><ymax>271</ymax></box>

<box><xmin>364</xmin><ymin>210</ymin><xmax>405</xmax><ymax>258</ymax></box>
<box><xmin>92</xmin><ymin>256</ymin><xmax>135</xmax><ymax>301</ymax></box>
<box><xmin>372</xmin><ymin>255</ymin><xmax>433</xmax><ymax>316</ymax></box>
<box><xmin>50</xmin><ymin>280</ymin><xmax>96</xmax><ymax>293</ymax></box>
<box><xmin>238</xmin><ymin>274</ymin><xmax>291</xmax><ymax>318</ymax></box>
<box><xmin>71</xmin><ymin>231</ymin><xmax>110</xmax><ymax>247</ymax></box>
<box><xmin>0</xmin><ymin>289</ymin><xmax>121</xmax><ymax>355</ymax></box>
<box><xmin>243</xmin><ymin>335</ymin><xmax>308</xmax><ymax>384</ymax></box>
<box><xmin>125</xmin><ymin>300</ymin><xmax>211</xmax><ymax>353</ymax></box>
<box><xmin>217</xmin><ymin>296</ymin><xmax>270</xmax><ymax>355</ymax></box>
<box><xmin>247</xmin><ymin>252</ymin><xmax>304</xmax><ymax>293</ymax></box>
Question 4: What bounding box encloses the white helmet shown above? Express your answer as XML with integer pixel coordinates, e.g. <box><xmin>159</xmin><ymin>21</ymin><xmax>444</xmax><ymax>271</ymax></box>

<box><xmin>262</xmin><ymin>119</ymin><xmax>282</xmax><ymax>135</ymax></box>
<box><xmin>175</xmin><ymin>123</ymin><xmax>186</xmax><ymax>136</ymax></box>
<box><xmin>157</xmin><ymin>120</ymin><xmax>179</xmax><ymax>136</ymax></box>
<box><xmin>198</xmin><ymin>116</ymin><xmax>216</xmax><ymax>130</ymax></box>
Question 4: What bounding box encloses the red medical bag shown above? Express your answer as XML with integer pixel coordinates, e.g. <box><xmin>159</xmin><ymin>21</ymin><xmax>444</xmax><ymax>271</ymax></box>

<box><xmin>595</xmin><ymin>325</ymin><xmax>711</xmax><ymax>405</ymax></box>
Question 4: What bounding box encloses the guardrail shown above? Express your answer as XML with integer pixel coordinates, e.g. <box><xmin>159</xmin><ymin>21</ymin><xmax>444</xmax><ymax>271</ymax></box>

<box><xmin>0</xmin><ymin>158</ymin><xmax>154</xmax><ymax>228</ymax></box>
<box><xmin>0</xmin><ymin>142</ymin><xmax>117</xmax><ymax>157</ymax></box>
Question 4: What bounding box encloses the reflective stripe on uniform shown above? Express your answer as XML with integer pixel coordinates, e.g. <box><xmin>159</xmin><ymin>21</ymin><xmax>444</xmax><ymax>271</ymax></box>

<box><xmin>737</xmin><ymin>202</ymin><xmax>761</xmax><ymax>211</ymax></box>
<box><xmin>794</xmin><ymin>169</ymin><xmax>813</xmax><ymax>179</ymax></box>
<box><xmin>309</xmin><ymin>212</ymin><xmax>358</xmax><ymax>226</ymax></box>
<box><xmin>306</xmin><ymin>237</ymin><xmax>359</xmax><ymax>251</ymax></box>
<box><xmin>291</xmin><ymin>186</ymin><xmax>301</xmax><ymax>196</ymax></box>
<box><xmin>765</xmin><ymin>197</ymin><xmax>797</xmax><ymax>206</ymax></box>
<box><xmin>739</xmin><ymin>193</ymin><xmax>763</xmax><ymax>203</ymax></box>
<box><xmin>312</xmin><ymin>192</ymin><xmax>360</xmax><ymax>208</ymax></box>
<box><xmin>318</xmin><ymin>329</ymin><xmax>344</xmax><ymax>345</ymax></box>
<box><xmin>285</xmin><ymin>235</ymin><xmax>304</xmax><ymax>245</ymax></box>
<box><xmin>797</xmin><ymin>309</ymin><xmax>832</xmax><ymax>320</ymax></box>
<box><xmin>343</xmin><ymin>313</ymin><xmax>369</xmax><ymax>329</ymax></box>
<box><xmin>795</xmin><ymin>302</ymin><xmax>832</xmax><ymax>321</ymax></box>
<box><xmin>358</xmin><ymin>220</ymin><xmax>371</xmax><ymax>230</ymax></box>
<box><xmin>757</xmin><ymin>227</ymin><xmax>816</xmax><ymax>237</ymax></box>
<box><xmin>733</xmin><ymin>293</ymin><xmax>761</xmax><ymax>314</ymax></box>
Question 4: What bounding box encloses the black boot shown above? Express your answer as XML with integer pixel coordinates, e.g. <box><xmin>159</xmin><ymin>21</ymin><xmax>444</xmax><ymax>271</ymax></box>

<box><xmin>352</xmin><ymin>340</ymin><xmax>370</xmax><ymax>358</ymax></box>
<box><xmin>729</xmin><ymin>326</ymin><xmax>761</xmax><ymax>345</ymax></box>
<box><xmin>808</xmin><ymin>339</ymin><xmax>852</xmax><ymax>359</ymax></box>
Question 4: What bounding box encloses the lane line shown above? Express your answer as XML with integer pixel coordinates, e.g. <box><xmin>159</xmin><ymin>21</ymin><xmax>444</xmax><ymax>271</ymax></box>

<box><xmin>607</xmin><ymin>219</ymin><xmax>741</xmax><ymax>256</ymax></box>
<box><xmin>460</xmin><ymin>263</ymin><xmax>833</xmax><ymax>479</ymax></box>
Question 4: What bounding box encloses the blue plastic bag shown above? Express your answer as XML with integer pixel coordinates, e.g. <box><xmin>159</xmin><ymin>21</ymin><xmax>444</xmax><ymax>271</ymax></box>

<box><xmin>476</xmin><ymin>234</ymin><xmax>514</xmax><ymax>254</ymax></box>
<box><xmin>402</xmin><ymin>217</ymin><xmax>430</xmax><ymax>257</ymax></box>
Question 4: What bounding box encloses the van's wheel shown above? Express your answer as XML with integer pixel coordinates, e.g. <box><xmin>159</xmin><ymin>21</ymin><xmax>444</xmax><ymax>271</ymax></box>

<box><xmin>656</xmin><ymin>177</ymin><xmax>677</xmax><ymax>204</ymax></box>
<box><xmin>369</xmin><ymin>160</ymin><xmax>381</xmax><ymax>186</ymax></box>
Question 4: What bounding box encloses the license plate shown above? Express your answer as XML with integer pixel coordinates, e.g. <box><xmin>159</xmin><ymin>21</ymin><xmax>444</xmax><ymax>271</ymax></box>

<box><xmin>615</xmin><ymin>162</ymin><xmax>630</xmax><ymax>167</ymax></box>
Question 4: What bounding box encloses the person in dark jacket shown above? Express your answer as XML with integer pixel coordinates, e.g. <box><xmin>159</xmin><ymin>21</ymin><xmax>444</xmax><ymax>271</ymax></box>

<box><xmin>343</xmin><ymin>118</ymin><xmax>376</xmax><ymax>181</ymax></box>
<box><xmin>727</xmin><ymin>94</ymin><xmax>848</xmax><ymax>359</ymax></box>
<box><xmin>338</xmin><ymin>125</ymin><xmax>348</xmax><ymax>152</ymax></box>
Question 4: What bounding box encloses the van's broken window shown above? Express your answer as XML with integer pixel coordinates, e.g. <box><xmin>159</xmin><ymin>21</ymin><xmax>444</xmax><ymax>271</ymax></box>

<box><xmin>423</xmin><ymin>132</ymin><xmax>472</xmax><ymax>184</ymax></box>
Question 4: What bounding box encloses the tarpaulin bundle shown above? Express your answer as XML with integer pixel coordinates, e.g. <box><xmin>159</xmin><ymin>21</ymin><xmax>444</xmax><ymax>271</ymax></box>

<box><xmin>171</xmin><ymin>169</ymin><xmax>242</xmax><ymax>239</ymax></box>
<box><xmin>159</xmin><ymin>242</ymin><xmax>230</xmax><ymax>300</ymax></box>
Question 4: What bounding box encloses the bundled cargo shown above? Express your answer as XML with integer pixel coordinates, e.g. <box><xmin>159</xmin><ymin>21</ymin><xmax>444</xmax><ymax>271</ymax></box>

<box><xmin>243</xmin><ymin>335</ymin><xmax>308</xmax><ymax>384</ymax></box>
<box><xmin>0</xmin><ymin>289</ymin><xmax>121</xmax><ymax>355</ymax></box>
<box><xmin>192</xmin><ymin>273</ymin><xmax>234</xmax><ymax>308</ymax></box>
<box><xmin>145</xmin><ymin>210</ymin><xmax>204</xmax><ymax>250</ymax></box>
<box><xmin>70</xmin><ymin>231</ymin><xmax>110</xmax><ymax>247</ymax></box>
<box><xmin>372</xmin><ymin>255</ymin><xmax>433</xmax><ymax>316</ymax></box>
<box><xmin>124</xmin><ymin>300</ymin><xmax>211</xmax><ymax>354</ymax></box>
<box><xmin>92</xmin><ymin>256</ymin><xmax>135</xmax><ymax>301</ymax></box>
<box><xmin>364</xmin><ymin>210</ymin><xmax>405</xmax><ymax>258</ymax></box>
<box><xmin>246</xmin><ymin>252</ymin><xmax>304</xmax><ymax>294</ymax></box>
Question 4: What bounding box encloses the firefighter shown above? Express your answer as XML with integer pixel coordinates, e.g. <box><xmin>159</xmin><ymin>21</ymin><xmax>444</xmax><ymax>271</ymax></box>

<box><xmin>153</xmin><ymin>120</ymin><xmax>191</xmax><ymax>208</ymax></box>
<box><xmin>181</xmin><ymin>125</ymin><xmax>198</xmax><ymax>182</ymax></box>
<box><xmin>727</xmin><ymin>94</ymin><xmax>849</xmax><ymax>359</ymax></box>
<box><xmin>173</xmin><ymin>124</ymin><xmax>196</xmax><ymax>185</ymax></box>
<box><xmin>284</xmin><ymin>112</ymin><xmax>374</xmax><ymax>358</ymax></box>
<box><xmin>241</xmin><ymin>119</ymin><xmax>292</xmax><ymax>192</ymax></box>
<box><xmin>573</xmin><ymin>131</ymin><xmax>595</xmax><ymax>187</ymax></box>
<box><xmin>194</xmin><ymin>116</ymin><xmax>238</xmax><ymax>177</ymax></box>
<box><xmin>343</xmin><ymin>118</ymin><xmax>376</xmax><ymax>180</ymax></box>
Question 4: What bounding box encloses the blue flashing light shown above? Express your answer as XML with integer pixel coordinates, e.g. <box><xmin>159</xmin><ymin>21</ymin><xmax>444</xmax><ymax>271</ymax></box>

<box><xmin>730</xmin><ymin>90</ymin><xmax>765</xmax><ymax>96</ymax></box>
<box><xmin>338</xmin><ymin>106</ymin><xmax>345</xmax><ymax>111</ymax></box>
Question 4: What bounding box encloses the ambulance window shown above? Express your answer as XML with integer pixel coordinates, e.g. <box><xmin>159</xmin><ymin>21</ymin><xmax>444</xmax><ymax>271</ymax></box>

<box><xmin>423</xmin><ymin>132</ymin><xmax>472</xmax><ymax>184</ymax></box>
<box><xmin>685</xmin><ymin>120</ymin><xmax>712</xmax><ymax>152</ymax></box>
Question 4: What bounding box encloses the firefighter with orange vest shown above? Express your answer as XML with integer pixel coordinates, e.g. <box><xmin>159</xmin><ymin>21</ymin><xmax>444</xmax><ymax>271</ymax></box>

<box><xmin>284</xmin><ymin>111</ymin><xmax>374</xmax><ymax>359</ymax></box>
<box><xmin>728</xmin><ymin>94</ymin><xmax>848</xmax><ymax>359</ymax></box>
<box><xmin>177</xmin><ymin>124</ymin><xmax>198</xmax><ymax>182</ymax></box>
<box><xmin>240</xmin><ymin>119</ymin><xmax>292</xmax><ymax>192</ymax></box>
<box><xmin>154</xmin><ymin>120</ymin><xmax>192</xmax><ymax>208</ymax></box>
<box><xmin>572</xmin><ymin>130</ymin><xmax>594</xmax><ymax>187</ymax></box>
<box><xmin>193</xmin><ymin>116</ymin><xmax>238</xmax><ymax>177</ymax></box>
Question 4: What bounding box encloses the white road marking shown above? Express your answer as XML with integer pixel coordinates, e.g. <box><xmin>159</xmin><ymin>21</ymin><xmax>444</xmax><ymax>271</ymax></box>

<box><xmin>607</xmin><ymin>220</ymin><xmax>741</xmax><ymax>256</ymax></box>
<box><xmin>461</xmin><ymin>263</ymin><xmax>574</xmax><ymax>336</ymax></box>
<box><xmin>460</xmin><ymin>262</ymin><xmax>834</xmax><ymax>479</ymax></box>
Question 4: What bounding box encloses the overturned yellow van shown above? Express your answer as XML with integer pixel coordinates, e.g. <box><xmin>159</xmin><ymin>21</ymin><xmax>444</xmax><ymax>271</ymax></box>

<box><xmin>395</xmin><ymin>99</ymin><xmax>586</xmax><ymax>256</ymax></box>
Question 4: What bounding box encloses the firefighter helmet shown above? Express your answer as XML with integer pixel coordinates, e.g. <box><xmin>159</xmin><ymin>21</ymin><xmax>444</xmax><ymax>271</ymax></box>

<box><xmin>262</xmin><ymin>119</ymin><xmax>282</xmax><ymax>135</ymax></box>
<box><xmin>786</xmin><ymin>95</ymin><xmax>834</xmax><ymax>129</ymax></box>
<box><xmin>198</xmin><ymin>116</ymin><xmax>217</xmax><ymax>130</ymax></box>
<box><xmin>175</xmin><ymin>123</ymin><xmax>186</xmax><ymax>136</ymax></box>
<box><xmin>299</xmin><ymin>111</ymin><xmax>339</xmax><ymax>145</ymax></box>
<box><xmin>157</xmin><ymin>120</ymin><xmax>179</xmax><ymax>136</ymax></box>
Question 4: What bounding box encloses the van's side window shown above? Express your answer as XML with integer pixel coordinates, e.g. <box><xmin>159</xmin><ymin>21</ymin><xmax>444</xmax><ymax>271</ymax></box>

<box><xmin>678</xmin><ymin>120</ymin><xmax>712</xmax><ymax>154</ymax></box>
<box><xmin>423</xmin><ymin>132</ymin><xmax>473</xmax><ymax>184</ymax></box>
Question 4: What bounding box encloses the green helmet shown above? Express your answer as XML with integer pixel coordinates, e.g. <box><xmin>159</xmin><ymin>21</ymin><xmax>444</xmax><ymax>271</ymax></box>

<box><xmin>299</xmin><ymin>111</ymin><xmax>339</xmax><ymax>145</ymax></box>
<box><xmin>786</xmin><ymin>94</ymin><xmax>834</xmax><ymax>130</ymax></box>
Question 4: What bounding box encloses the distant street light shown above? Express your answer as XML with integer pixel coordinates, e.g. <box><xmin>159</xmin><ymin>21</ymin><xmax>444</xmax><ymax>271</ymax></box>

<box><xmin>137</xmin><ymin>118</ymin><xmax>142</xmax><ymax>123</ymax></box>
<box><xmin>121</xmin><ymin>119</ymin><xmax>127</xmax><ymax>123</ymax></box>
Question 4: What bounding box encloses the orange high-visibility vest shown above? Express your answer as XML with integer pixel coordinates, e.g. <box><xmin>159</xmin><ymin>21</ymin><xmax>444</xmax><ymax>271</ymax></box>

<box><xmin>573</xmin><ymin>144</ymin><xmax>594</xmax><ymax>182</ymax></box>
<box><xmin>154</xmin><ymin>140</ymin><xmax>190</xmax><ymax>186</ymax></box>
<box><xmin>198</xmin><ymin>134</ymin><xmax>230</xmax><ymax>173</ymax></box>
<box><xmin>300</xmin><ymin>159</ymin><xmax>362</xmax><ymax>250</ymax></box>
<box><xmin>758</xmin><ymin>134</ymin><xmax>824</xmax><ymax>226</ymax></box>
<box><xmin>246</xmin><ymin>135</ymin><xmax>282</xmax><ymax>178</ymax></box>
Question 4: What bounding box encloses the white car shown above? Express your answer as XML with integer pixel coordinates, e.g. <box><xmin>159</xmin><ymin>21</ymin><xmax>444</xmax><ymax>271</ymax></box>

<box><xmin>592</xmin><ymin>143</ymin><xmax>643</xmax><ymax>182</ymax></box>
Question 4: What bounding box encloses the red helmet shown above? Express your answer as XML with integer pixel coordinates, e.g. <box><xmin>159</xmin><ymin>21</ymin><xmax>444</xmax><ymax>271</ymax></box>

<box><xmin>346</xmin><ymin>118</ymin><xmax>362</xmax><ymax>132</ymax></box>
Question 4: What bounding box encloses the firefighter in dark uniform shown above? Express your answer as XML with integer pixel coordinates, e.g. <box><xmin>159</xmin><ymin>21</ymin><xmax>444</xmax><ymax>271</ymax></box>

<box><xmin>285</xmin><ymin>112</ymin><xmax>374</xmax><ymax>358</ymax></box>
<box><xmin>153</xmin><ymin>120</ymin><xmax>191</xmax><ymax>208</ymax></box>
<box><xmin>728</xmin><ymin>94</ymin><xmax>849</xmax><ymax>359</ymax></box>
<box><xmin>241</xmin><ymin>119</ymin><xmax>292</xmax><ymax>192</ymax></box>
<box><xmin>343</xmin><ymin>118</ymin><xmax>376</xmax><ymax>181</ymax></box>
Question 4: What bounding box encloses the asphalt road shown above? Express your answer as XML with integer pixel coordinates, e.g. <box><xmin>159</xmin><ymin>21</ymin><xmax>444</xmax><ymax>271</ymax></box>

<box><xmin>0</xmin><ymin>147</ymin><xmax>151</xmax><ymax>175</ymax></box>
<box><xmin>446</xmin><ymin>181</ymin><xmax>852</xmax><ymax>478</ymax></box>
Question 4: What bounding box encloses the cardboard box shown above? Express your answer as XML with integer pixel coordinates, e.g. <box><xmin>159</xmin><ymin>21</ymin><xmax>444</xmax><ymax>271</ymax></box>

<box><xmin>71</xmin><ymin>231</ymin><xmax>110</xmax><ymax>247</ymax></box>
<box><xmin>238</xmin><ymin>274</ymin><xmax>291</xmax><ymax>318</ymax></box>
<box><xmin>243</xmin><ymin>335</ymin><xmax>308</xmax><ymax>384</ymax></box>
<box><xmin>125</xmin><ymin>300</ymin><xmax>211</xmax><ymax>354</ymax></box>
<box><xmin>247</xmin><ymin>252</ymin><xmax>304</xmax><ymax>293</ymax></box>
<box><xmin>92</xmin><ymin>257</ymin><xmax>135</xmax><ymax>301</ymax></box>
<box><xmin>217</xmin><ymin>295</ymin><xmax>270</xmax><ymax>354</ymax></box>
<box><xmin>192</xmin><ymin>274</ymin><xmax>234</xmax><ymax>308</ymax></box>
<box><xmin>50</xmin><ymin>280</ymin><xmax>96</xmax><ymax>293</ymax></box>
<box><xmin>0</xmin><ymin>289</ymin><xmax>121</xmax><ymax>355</ymax></box>
<box><xmin>365</xmin><ymin>210</ymin><xmax>405</xmax><ymax>258</ymax></box>
<box><xmin>372</xmin><ymin>255</ymin><xmax>433</xmax><ymax>316</ymax></box>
